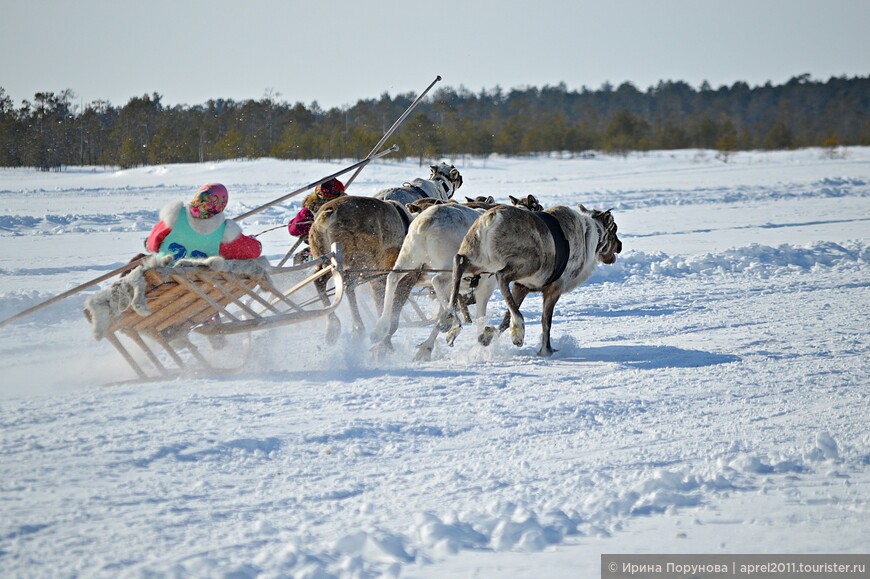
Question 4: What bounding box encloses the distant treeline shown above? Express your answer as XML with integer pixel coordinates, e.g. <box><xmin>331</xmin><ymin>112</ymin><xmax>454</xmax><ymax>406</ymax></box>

<box><xmin>1</xmin><ymin>74</ymin><xmax>868</xmax><ymax>170</ymax></box>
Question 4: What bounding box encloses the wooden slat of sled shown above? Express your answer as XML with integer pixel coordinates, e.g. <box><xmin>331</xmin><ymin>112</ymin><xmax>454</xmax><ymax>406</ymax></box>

<box><xmin>158</xmin><ymin>273</ymin><xmax>238</xmax><ymax>331</ymax></box>
<box><xmin>179</xmin><ymin>272</ymin><xmax>232</xmax><ymax>314</ymax></box>
<box><xmin>198</xmin><ymin>271</ymin><xmax>266</xmax><ymax>318</ymax></box>
<box><xmin>196</xmin><ymin>260</ymin><xmax>346</xmax><ymax>335</ymax></box>
<box><xmin>127</xmin><ymin>267</ymin><xmax>228</xmax><ymax>333</ymax></box>
<box><xmin>129</xmin><ymin>275</ymin><xmax>195</xmax><ymax>332</ymax></box>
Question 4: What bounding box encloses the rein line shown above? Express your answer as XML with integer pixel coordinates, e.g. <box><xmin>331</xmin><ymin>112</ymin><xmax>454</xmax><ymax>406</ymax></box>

<box><xmin>343</xmin><ymin>266</ymin><xmax>495</xmax><ymax>279</ymax></box>
<box><xmin>250</xmin><ymin>224</ymin><xmax>290</xmax><ymax>237</ymax></box>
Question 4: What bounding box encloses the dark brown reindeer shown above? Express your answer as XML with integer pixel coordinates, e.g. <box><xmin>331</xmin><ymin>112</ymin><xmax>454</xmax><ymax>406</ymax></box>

<box><xmin>447</xmin><ymin>204</ymin><xmax>622</xmax><ymax>356</ymax></box>
<box><xmin>308</xmin><ymin>165</ymin><xmax>464</xmax><ymax>343</ymax></box>
<box><xmin>406</xmin><ymin>197</ymin><xmax>452</xmax><ymax>215</ymax></box>
<box><xmin>308</xmin><ymin>196</ymin><xmax>414</xmax><ymax>342</ymax></box>
<box><xmin>508</xmin><ymin>194</ymin><xmax>544</xmax><ymax>211</ymax></box>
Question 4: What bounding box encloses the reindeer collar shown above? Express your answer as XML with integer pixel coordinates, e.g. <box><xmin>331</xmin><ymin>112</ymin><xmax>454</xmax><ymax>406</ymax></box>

<box><xmin>435</xmin><ymin>177</ymin><xmax>452</xmax><ymax>196</ymax></box>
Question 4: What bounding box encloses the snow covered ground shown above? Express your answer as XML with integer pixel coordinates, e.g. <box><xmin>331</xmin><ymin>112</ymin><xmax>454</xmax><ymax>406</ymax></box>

<box><xmin>0</xmin><ymin>149</ymin><xmax>868</xmax><ymax>578</ymax></box>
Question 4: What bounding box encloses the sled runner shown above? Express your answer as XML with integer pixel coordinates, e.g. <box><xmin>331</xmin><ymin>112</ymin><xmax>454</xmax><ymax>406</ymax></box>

<box><xmin>84</xmin><ymin>245</ymin><xmax>344</xmax><ymax>383</ymax></box>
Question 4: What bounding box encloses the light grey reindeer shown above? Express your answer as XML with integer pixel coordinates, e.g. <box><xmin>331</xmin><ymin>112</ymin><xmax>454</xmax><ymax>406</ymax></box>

<box><xmin>447</xmin><ymin>204</ymin><xmax>622</xmax><ymax>356</ymax></box>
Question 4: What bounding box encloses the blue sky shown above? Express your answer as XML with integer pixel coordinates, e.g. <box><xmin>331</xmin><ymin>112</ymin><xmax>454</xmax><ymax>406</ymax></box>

<box><xmin>2</xmin><ymin>0</ymin><xmax>867</xmax><ymax>109</ymax></box>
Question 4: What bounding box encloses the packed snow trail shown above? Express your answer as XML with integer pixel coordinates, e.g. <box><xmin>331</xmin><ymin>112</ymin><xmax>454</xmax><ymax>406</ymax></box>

<box><xmin>0</xmin><ymin>149</ymin><xmax>868</xmax><ymax>577</ymax></box>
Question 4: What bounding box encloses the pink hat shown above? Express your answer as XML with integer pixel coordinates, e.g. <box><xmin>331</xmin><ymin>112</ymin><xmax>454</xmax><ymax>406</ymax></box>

<box><xmin>190</xmin><ymin>183</ymin><xmax>228</xmax><ymax>219</ymax></box>
<box><xmin>315</xmin><ymin>178</ymin><xmax>345</xmax><ymax>200</ymax></box>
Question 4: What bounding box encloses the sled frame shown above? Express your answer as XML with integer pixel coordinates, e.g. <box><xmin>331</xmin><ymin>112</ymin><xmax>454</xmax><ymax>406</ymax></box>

<box><xmin>90</xmin><ymin>245</ymin><xmax>344</xmax><ymax>383</ymax></box>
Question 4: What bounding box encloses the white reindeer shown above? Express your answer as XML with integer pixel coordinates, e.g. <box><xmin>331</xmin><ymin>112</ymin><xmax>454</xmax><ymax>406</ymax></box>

<box><xmin>370</xmin><ymin>202</ymin><xmax>495</xmax><ymax>360</ymax></box>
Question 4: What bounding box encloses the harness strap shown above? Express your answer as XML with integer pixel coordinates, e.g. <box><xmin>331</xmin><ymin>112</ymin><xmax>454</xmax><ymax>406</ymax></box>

<box><xmin>535</xmin><ymin>211</ymin><xmax>570</xmax><ymax>286</ymax></box>
<box><xmin>404</xmin><ymin>183</ymin><xmax>430</xmax><ymax>198</ymax></box>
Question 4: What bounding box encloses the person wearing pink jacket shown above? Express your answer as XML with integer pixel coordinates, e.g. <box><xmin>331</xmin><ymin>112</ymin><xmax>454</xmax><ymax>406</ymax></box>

<box><xmin>287</xmin><ymin>178</ymin><xmax>346</xmax><ymax>238</ymax></box>
<box><xmin>287</xmin><ymin>178</ymin><xmax>346</xmax><ymax>263</ymax></box>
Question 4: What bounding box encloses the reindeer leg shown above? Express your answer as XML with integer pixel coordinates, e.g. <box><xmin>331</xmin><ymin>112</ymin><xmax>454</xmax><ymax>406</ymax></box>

<box><xmin>386</xmin><ymin>269</ymin><xmax>424</xmax><ymax>355</ymax></box>
<box><xmin>410</xmin><ymin>271</ymin><xmax>462</xmax><ymax>358</ymax></box>
<box><xmin>392</xmin><ymin>269</ymin><xmax>423</xmax><ymax>335</ymax></box>
<box><xmin>315</xmin><ymin>266</ymin><xmax>342</xmax><ymax>344</ymax></box>
<box><xmin>430</xmin><ymin>271</ymin><xmax>457</xmax><ymax>332</ymax></box>
<box><xmin>371</xmin><ymin>270</ymin><xmax>402</xmax><ymax>344</ymax></box>
<box><xmin>497</xmin><ymin>283</ymin><xmax>530</xmax><ymax>334</ymax></box>
<box><xmin>538</xmin><ymin>287</ymin><xmax>561</xmax><ymax>356</ymax></box>
<box><xmin>370</xmin><ymin>276</ymin><xmax>396</xmax><ymax>360</ymax></box>
<box><xmin>373</xmin><ymin>267</ymin><xmax>422</xmax><ymax>358</ymax></box>
<box><xmin>458</xmin><ymin>295</ymin><xmax>472</xmax><ymax>323</ymax></box>
<box><xmin>314</xmin><ymin>265</ymin><xmax>331</xmax><ymax>307</ymax></box>
<box><xmin>474</xmin><ymin>274</ymin><xmax>498</xmax><ymax>346</ymax></box>
<box><xmin>345</xmin><ymin>281</ymin><xmax>366</xmax><ymax>338</ymax></box>
<box><xmin>415</xmin><ymin>306</ymin><xmax>443</xmax><ymax>361</ymax></box>
<box><xmin>446</xmin><ymin>254</ymin><xmax>469</xmax><ymax>346</ymax></box>
<box><xmin>496</xmin><ymin>272</ymin><xmax>525</xmax><ymax>347</ymax></box>
<box><xmin>370</xmin><ymin>276</ymin><xmax>387</xmax><ymax>317</ymax></box>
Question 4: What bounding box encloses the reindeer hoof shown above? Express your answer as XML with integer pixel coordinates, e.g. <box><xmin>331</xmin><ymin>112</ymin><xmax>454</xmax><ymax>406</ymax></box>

<box><xmin>369</xmin><ymin>325</ymin><xmax>387</xmax><ymax>344</ymax></box>
<box><xmin>509</xmin><ymin>325</ymin><xmax>525</xmax><ymax>347</ymax></box>
<box><xmin>445</xmin><ymin>325</ymin><xmax>461</xmax><ymax>347</ymax></box>
<box><xmin>351</xmin><ymin>324</ymin><xmax>366</xmax><ymax>340</ymax></box>
<box><xmin>371</xmin><ymin>340</ymin><xmax>393</xmax><ymax>360</ymax></box>
<box><xmin>414</xmin><ymin>345</ymin><xmax>433</xmax><ymax>362</ymax></box>
<box><xmin>478</xmin><ymin>326</ymin><xmax>496</xmax><ymax>346</ymax></box>
<box><xmin>537</xmin><ymin>346</ymin><xmax>557</xmax><ymax>357</ymax></box>
<box><xmin>436</xmin><ymin>311</ymin><xmax>455</xmax><ymax>333</ymax></box>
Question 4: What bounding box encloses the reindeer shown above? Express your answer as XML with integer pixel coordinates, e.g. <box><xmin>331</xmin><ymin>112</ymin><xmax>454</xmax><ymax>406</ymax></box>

<box><xmin>370</xmin><ymin>202</ymin><xmax>493</xmax><ymax>359</ymax></box>
<box><xmin>447</xmin><ymin>204</ymin><xmax>622</xmax><ymax>356</ymax></box>
<box><xmin>375</xmin><ymin>162</ymin><xmax>463</xmax><ymax>205</ymax></box>
<box><xmin>308</xmin><ymin>165</ymin><xmax>464</xmax><ymax>342</ymax></box>
<box><xmin>406</xmin><ymin>197</ymin><xmax>453</xmax><ymax>215</ymax></box>
<box><xmin>370</xmin><ymin>195</ymin><xmax>546</xmax><ymax>360</ymax></box>
<box><xmin>309</xmin><ymin>163</ymin><xmax>462</xmax><ymax>341</ymax></box>
<box><xmin>308</xmin><ymin>196</ymin><xmax>415</xmax><ymax>342</ymax></box>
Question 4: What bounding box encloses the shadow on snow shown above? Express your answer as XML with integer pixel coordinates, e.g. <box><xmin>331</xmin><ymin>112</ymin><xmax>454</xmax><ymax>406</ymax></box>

<box><xmin>564</xmin><ymin>344</ymin><xmax>739</xmax><ymax>369</ymax></box>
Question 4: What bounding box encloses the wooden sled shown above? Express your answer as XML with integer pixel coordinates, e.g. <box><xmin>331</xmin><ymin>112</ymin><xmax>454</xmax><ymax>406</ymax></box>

<box><xmin>84</xmin><ymin>244</ymin><xmax>344</xmax><ymax>383</ymax></box>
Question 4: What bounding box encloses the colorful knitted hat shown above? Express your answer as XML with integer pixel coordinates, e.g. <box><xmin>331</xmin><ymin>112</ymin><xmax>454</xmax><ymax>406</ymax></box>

<box><xmin>315</xmin><ymin>178</ymin><xmax>345</xmax><ymax>200</ymax></box>
<box><xmin>189</xmin><ymin>183</ymin><xmax>228</xmax><ymax>219</ymax></box>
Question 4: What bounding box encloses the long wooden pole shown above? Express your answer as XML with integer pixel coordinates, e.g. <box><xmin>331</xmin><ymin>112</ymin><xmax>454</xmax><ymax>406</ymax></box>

<box><xmin>276</xmin><ymin>236</ymin><xmax>305</xmax><ymax>267</ymax></box>
<box><xmin>343</xmin><ymin>75</ymin><xmax>441</xmax><ymax>190</ymax></box>
<box><xmin>233</xmin><ymin>144</ymin><xmax>398</xmax><ymax>222</ymax></box>
<box><xmin>0</xmin><ymin>256</ymin><xmax>148</xmax><ymax>329</ymax></box>
<box><xmin>273</xmin><ymin>75</ymin><xmax>441</xmax><ymax>265</ymax></box>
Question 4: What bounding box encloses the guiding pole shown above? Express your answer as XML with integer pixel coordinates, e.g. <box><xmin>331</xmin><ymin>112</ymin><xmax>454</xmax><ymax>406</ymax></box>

<box><xmin>0</xmin><ymin>256</ymin><xmax>147</xmax><ymax>329</ymax></box>
<box><xmin>234</xmin><ymin>144</ymin><xmax>398</xmax><ymax>222</ymax></box>
<box><xmin>343</xmin><ymin>75</ymin><xmax>441</xmax><ymax>190</ymax></box>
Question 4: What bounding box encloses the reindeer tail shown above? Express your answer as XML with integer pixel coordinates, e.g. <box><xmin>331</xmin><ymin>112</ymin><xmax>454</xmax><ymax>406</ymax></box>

<box><xmin>449</xmin><ymin>254</ymin><xmax>469</xmax><ymax>311</ymax></box>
